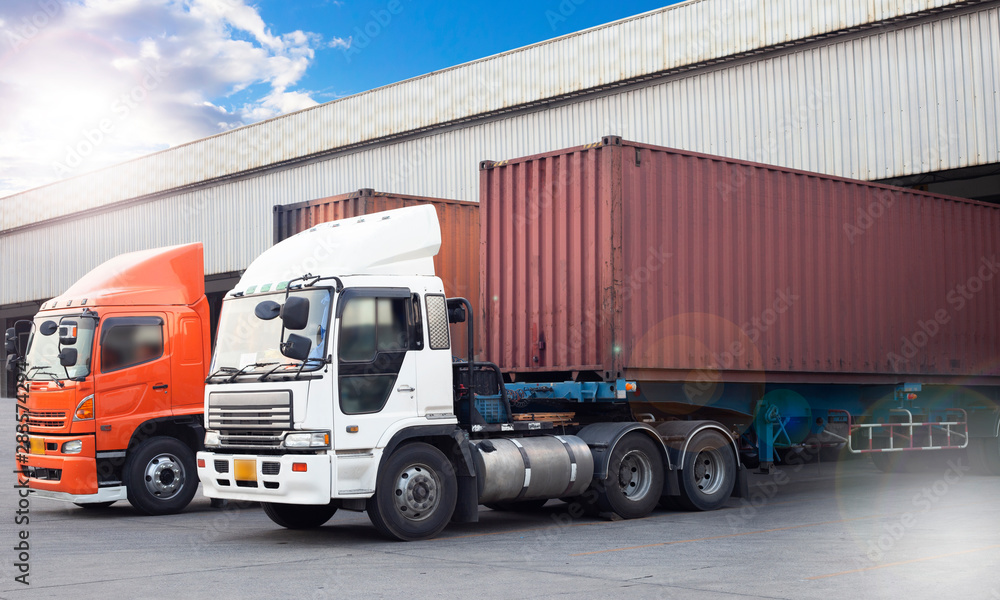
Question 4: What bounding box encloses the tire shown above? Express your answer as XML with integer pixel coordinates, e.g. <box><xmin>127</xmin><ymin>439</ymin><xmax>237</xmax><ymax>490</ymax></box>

<box><xmin>124</xmin><ymin>436</ymin><xmax>197</xmax><ymax>516</ymax></box>
<box><xmin>485</xmin><ymin>499</ymin><xmax>549</xmax><ymax>512</ymax></box>
<box><xmin>367</xmin><ymin>443</ymin><xmax>457</xmax><ymax>541</ymax></box>
<box><xmin>75</xmin><ymin>501</ymin><xmax>116</xmax><ymax>509</ymax></box>
<box><xmin>262</xmin><ymin>502</ymin><xmax>337</xmax><ymax>529</ymax></box>
<box><xmin>676</xmin><ymin>430</ymin><xmax>736</xmax><ymax>511</ymax></box>
<box><xmin>592</xmin><ymin>433</ymin><xmax>664</xmax><ymax>519</ymax></box>
<box><xmin>969</xmin><ymin>437</ymin><xmax>1000</xmax><ymax>476</ymax></box>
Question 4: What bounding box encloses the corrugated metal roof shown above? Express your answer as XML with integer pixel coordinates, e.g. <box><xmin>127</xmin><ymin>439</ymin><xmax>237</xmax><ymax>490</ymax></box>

<box><xmin>0</xmin><ymin>0</ymin><xmax>987</xmax><ymax>232</ymax></box>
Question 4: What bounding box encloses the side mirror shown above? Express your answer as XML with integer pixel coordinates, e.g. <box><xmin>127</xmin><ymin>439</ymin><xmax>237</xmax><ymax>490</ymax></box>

<box><xmin>4</xmin><ymin>328</ymin><xmax>15</xmax><ymax>355</ymax></box>
<box><xmin>280</xmin><ymin>333</ymin><xmax>312</xmax><ymax>361</ymax></box>
<box><xmin>447</xmin><ymin>303</ymin><xmax>467</xmax><ymax>324</ymax></box>
<box><xmin>59</xmin><ymin>320</ymin><xmax>79</xmax><ymax>346</ymax></box>
<box><xmin>5</xmin><ymin>354</ymin><xmax>17</xmax><ymax>373</ymax></box>
<box><xmin>254</xmin><ymin>300</ymin><xmax>281</xmax><ymax>320</ymax></box>
<box><xmin>58</xmin><ymin>347</ymin><xmax>78</xmax><ymax>367</ymax></box>
<box><xmin>280</xmin><ymin>296</ymin><xmax>310</xmax><ymax>331</ymax></box>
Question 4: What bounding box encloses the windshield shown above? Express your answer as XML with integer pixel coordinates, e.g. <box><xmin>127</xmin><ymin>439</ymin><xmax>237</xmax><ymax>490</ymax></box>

<box><xmin>211</xmin><ymin>288</ymin><xmax>332</xmax><ymax>378</ymax></box>
<box><xmin>24</xmin><ymin>313</ymin><xmax>97</xmax><ymax>380</ymax></box>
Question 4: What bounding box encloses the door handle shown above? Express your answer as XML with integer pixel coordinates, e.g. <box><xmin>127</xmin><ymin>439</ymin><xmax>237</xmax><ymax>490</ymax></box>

<box><xmin>152</xmin><ymin>384</ymin><xmax>168</xmax><ymax>391</ymax></box>
<box><xmin>397</xmin><ymin>385</ymin><xmax>415</xmax><ymax>393</ymax></box>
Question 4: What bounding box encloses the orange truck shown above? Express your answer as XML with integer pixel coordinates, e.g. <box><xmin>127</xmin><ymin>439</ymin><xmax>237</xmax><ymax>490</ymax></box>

<box><xmin>8</xmin><ymin>243</ymin><xmax>211</xmax><ymax>515</ymax></box>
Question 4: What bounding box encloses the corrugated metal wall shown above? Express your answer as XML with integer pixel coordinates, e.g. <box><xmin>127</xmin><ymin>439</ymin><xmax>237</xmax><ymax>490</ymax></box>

<box><xmin>2</xmin><ymin>2</ymin><xmax>998</xmax><ymax>305</ymax></box>
<box><xmin>481</xmin><ymin>138</ymin><xmax>1000</xmax><ymax>384</ymax></box>
<box><xmin>0</xmin><ymin>0</ymin><xmax>990</xmax><ymax>232</ymax></box>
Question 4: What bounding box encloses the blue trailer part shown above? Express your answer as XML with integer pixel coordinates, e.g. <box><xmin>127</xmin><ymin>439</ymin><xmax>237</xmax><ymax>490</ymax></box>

<box><xmin>499</xmin><ymin>379</ymin><xmax>999</xmax><ymax>473</ymax></box>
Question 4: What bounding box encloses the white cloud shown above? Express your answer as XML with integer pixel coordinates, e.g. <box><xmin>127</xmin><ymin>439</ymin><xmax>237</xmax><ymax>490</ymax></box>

<box><xmin>328</xmin><ymin>36</ymin><xmax>351</xmax><ymax>49</ymax></box>
<box><xmin>0</xmin><ymin>0</ymin><xmax>324</xmax><ymax>198</ymax></box>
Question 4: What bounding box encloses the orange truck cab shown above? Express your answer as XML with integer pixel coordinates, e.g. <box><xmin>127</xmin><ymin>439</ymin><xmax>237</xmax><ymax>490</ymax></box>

<box><xmin>8</xmin><ymin>243</ymin><xmax>211</xmax><ymax>515</ymax></box>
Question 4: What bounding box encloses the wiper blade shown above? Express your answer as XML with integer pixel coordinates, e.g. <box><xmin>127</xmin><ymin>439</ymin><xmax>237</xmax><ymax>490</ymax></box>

<box><xmin>205</xmin><ymin>366</ymin><xmax>237</xmax><ymax>383</ymax></box>
<box><xmin>227</xmin><ymin>362</ymin><xmax>277</xmax><ymax>383</ymax></box>
<box><xmin>30</xmin><ymin>371</ymin><xmax>65</xmax><ymax>387</ymax></box>
<box><xmin>258</xmin><ymin>357</ymin><xmax>329</xmax><ymax>381</ymax></box>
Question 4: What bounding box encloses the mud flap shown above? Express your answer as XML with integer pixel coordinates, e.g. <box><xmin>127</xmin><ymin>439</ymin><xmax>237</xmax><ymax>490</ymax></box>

<box><xmin>731</xmin><ymin>464</ymin><xmax>749</xmax><ymax>499</ymax></box>
<box><xmin>452</xmin><ymin>475</ymin><xmax>479</xmax><ymax>523</ymax></box>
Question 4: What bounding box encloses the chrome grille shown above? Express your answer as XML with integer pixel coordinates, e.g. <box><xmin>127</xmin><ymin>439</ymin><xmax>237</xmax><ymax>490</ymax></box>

<box><xmin>208</xmin><ymin>391</ymin><xmax>292</xmax><ymax>430</ymax></box>
<box><xmin>26</xmin><ymin>411</ymin><xmax>67</xmax><ymax>429</ymax></box>
<box><xmin>218</xmin><ymin>431</ymin><xmax>285</xmax><ymax>449</ymax></box>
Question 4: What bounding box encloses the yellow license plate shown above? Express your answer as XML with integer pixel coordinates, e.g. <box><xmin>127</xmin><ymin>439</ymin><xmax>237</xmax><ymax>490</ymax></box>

<box><xmin>29</xmin><ymin>436</ymin><xmax>45</xmax><ymax>455</ymax></box>
<box><xmin>234</xmin><ymin>459</ymin><xmax>257</xmax><ymax>481</ymax></box>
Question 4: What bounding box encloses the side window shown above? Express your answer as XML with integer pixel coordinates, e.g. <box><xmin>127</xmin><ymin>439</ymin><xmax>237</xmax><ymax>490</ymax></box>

<box><xmin>100</xmin><ymin>317</ymin><xmax>164</xmax><ymax>373</ymax></box>
<box><xmin>338</xmin><ymin>293</ymin><xmax>415</xmax><ymax>415</ymax></box>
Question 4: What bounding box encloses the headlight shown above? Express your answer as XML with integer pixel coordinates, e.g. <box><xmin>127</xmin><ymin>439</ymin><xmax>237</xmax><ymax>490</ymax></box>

<box><xmin>283</xmin><ymin>432</ymin><xmax>330</xmax><ymax>448</ymax></box>
<box><xmin>62</xmin><ymin>440</ymin><xmax>83</xmax><ymax>454</ymax></box>
<box><xmin>204</xmin><ymin>430</ymin><xmax>220</xmax><ymax>448</ymax></box>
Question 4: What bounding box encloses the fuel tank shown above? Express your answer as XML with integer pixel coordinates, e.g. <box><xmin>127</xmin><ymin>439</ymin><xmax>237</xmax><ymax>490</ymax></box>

<box><xmin>471</xmin><ymin>436</ymin><xmax>594</xmax><ymax>504</ymax></box>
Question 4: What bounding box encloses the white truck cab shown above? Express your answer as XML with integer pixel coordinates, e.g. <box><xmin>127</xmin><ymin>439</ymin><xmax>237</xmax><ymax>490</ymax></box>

<box><xmin>198</xmin><ymin>204</ymin><xmax>745</xmax><ymax>540</ymax></box>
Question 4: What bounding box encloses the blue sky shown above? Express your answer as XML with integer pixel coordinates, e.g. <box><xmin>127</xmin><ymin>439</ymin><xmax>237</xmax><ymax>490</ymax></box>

<box><xmin>276</xmin><ymin>0</ymin><xmax>676</xmax><ymax>100</ymax></box>
<box><xmin>0</xmin><ymin>0</ymin><xmax>678</xmax><ymax>197</ymax></box>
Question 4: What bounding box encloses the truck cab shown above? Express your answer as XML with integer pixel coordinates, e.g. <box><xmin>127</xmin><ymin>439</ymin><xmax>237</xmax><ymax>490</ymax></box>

<box><xmin>10</xmin><ymin>243</ymin><xmax>210</xmax><ymax>515</ymax></box>
<box><xmin>198</xmin><ymin>205</ymin><xmax>746</xmax><ymax>540</ymax></box>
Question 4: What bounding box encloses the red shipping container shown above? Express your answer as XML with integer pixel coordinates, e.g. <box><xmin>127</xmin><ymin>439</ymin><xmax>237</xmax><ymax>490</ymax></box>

<box><xmin>480</xmin><ymin>137</ymin><xmax>1000</xmax><ymax>385</ymax></box>
<box><xmin>273</xmin><ymin>188</ymin><xmax>482</xmax><ymax>359</ymax></box>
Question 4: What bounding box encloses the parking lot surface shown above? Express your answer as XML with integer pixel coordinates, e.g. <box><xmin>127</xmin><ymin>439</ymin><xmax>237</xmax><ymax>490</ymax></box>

<box><xmin>2</xmin><ymin>412</ymin><xmax>998</xmax><ymax>600</ymax></box>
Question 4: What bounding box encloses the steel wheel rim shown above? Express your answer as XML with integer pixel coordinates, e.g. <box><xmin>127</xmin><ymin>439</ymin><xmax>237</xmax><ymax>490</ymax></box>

<box><xmin>143</xmin><ymin>453</ymin><xmax>185</xmax><ymax>499</ymax></box>
<box><xmin>618</xmin><ymin>449</ymin><xmax>654</xmax><ymax>501</ymax></box>
<box><xmin>693</xmin><ymin>448</ymin><xmax>726</xmax><ymax>496</ymax></box>
<box><xmin>393</xmin><ymin>463</ymin><xmax>440</xmax><ymax>522</ymax></box>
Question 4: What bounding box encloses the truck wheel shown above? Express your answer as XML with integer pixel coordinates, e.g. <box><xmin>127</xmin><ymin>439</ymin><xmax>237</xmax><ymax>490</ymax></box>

<box><xmin>676</xmin><ymin>430</ymin><xmax>736</xmax><ymax>511</ymax></box>
<box><xmin>485</xmin><ymin>499</ymin><xmax>548</xmax><ymax>512</ymax></box>
<box><xmin>969</xmin><ymin>437</ymin><xmax>1000</xmax><ymax>476</ymax></box>
<box><xmin>367</xmin><ymin>443</ymin><xmax>457</xmax><ymax>541</ymax></box>
<box><xmin>594</xmin><ymin>433</ymin><xmax>664</xmax><ymax>519</ymax></box>
<box><xmin>262</xmin><ymin>502</ymin><xmax>337</xmax><ymax>529</ymax></box>
<box><xmin>124</xmin><ymin>436</ymin><xmax>197</xmax><ymax>516</ymax></box>
<box><xmin>75</xmin><ymin>501</ymin><xmax>116</xmax><ymax>510</ymax></box>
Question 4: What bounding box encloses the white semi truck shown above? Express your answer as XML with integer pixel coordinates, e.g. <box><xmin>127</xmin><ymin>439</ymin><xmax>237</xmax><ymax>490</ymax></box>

<box><xmin>196</xmin><ymin>205</ymin><xmax>748</xmax><ymax>540</ymax></box>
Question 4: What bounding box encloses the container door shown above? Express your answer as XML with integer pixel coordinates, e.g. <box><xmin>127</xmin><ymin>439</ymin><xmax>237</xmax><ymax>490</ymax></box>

<box><xmin>94</xmin><ymin>315</ymin><xmax>171</xmax><ymax>451</ymax></box>
<box><xmin>333</xmin><ymin>289</ymin><xmax>419</xmax><ymax>452</ymax></box>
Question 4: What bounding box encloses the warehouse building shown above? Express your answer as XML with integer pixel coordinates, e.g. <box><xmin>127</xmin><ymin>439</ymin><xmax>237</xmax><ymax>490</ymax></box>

<box><xmin>2</xmin><ymin>0</ymin><xmax>999</xmax><ymax>395</ymax></box>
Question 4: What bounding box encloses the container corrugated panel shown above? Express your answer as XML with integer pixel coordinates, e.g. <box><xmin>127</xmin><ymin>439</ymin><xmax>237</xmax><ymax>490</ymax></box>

<box><xmin>481</xmin><ymin>137</ymin><xmax>1000</xmax><ymax>385</ymax></box>
<box><xmin>0</xmin><ymin>0</ymin><xmax>980</xmax><ymax>231</ymax></box>
<box><xmin>274</xmin><ymin>189</ymin><xmax>482</xmax><ymax>360</ymax></box>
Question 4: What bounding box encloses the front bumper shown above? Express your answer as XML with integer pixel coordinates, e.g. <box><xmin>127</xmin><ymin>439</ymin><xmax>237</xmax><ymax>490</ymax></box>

<box><xmin>21</xmin><ymin>434</ymin><xmax>99</xmax><ymax>495</ymax></box>
<box><xmin>32</xmin><ymin>486</ymin><xmax>127</xmax><ymax>505</ymax></box>
<box><xmin>198</xmin><ymin>452</ymin><xmax>332</xmax><ymax>505</ymax></box>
